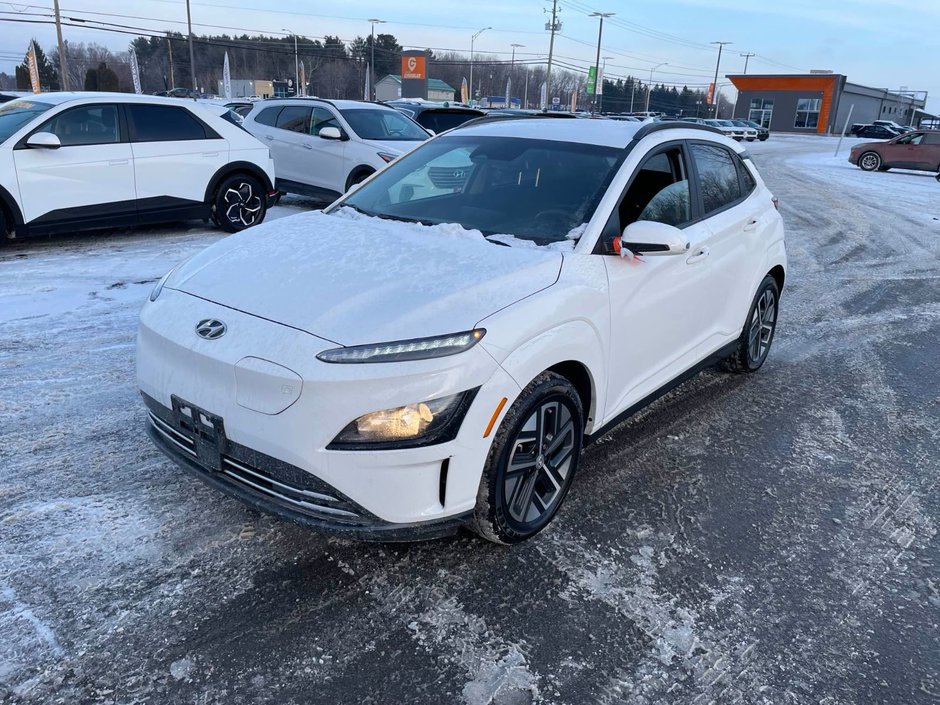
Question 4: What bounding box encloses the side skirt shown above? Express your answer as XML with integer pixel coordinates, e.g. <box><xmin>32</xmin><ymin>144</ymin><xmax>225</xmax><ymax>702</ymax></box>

<box><xmin>584</xmin><ymin>340</ymin><xmax>738</xmax><ymax>446</ymax></box>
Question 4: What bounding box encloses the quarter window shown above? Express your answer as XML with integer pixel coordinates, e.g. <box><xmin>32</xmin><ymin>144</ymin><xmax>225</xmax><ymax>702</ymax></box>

<box><xmin>128</xmin><ymin>105</ymin><xmax>211</xmax><ymax>142</ymax></box>
<box><xmin>794</xmin><ymin>98</ymin><xmax>821</xmax><ymax>129</ymax></box>
<box><xmin>691</xmin><ymin>143</ymin><xmax>743</xmax><ymax>215</ymax></box>
<box><xmin>254</xmin><ymin>106</ymin><xmax>281</xmax><ymax>126</ymax></box>
<box><xmin>37</xmin><ymin>105</ymin><xmax>120</xmax><ymax>146</ymax></box>
<box><xmin>275</xmin><ymin>106</ymin><xmax>312</xmax><ymax>133</ymax></box>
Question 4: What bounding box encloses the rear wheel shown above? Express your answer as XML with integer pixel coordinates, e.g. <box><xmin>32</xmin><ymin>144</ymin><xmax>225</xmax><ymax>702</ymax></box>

<box><xmin>473</xmin><ymin>372</ymin><xmax>583</xmax><ymax>544</ymax></box>
<box><xmin>213</xmin><ymin>174</ymin><xmax>266</xmax><ymax>233</ymax></box>
<box><xmin>858</xmin><ymin>151</ymin><xmax>882</xmax><ymax>171</ymax></box>
<box><xmin>722</xmin><ymin>275</ymin><xmax>780</xmax><ymax>374</ymax></box>
<box><xmin>0</xmin><ymin>210</ymin><xmax>8</xmax><ymax>247</ymax></box>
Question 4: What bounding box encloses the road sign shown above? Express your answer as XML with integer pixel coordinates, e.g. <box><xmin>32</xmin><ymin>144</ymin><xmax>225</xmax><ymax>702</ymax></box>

<box><xmin>552</xmin><ymin>96</ymin><xmax>560</xmax><ymax>106</ymax></box>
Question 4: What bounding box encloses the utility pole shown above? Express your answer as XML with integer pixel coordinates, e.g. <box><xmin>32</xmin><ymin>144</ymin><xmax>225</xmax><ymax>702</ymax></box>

<box><xmin>53</xmin><ymin>0</ymin><xmax>69</xmax><ymax>90</ymax></box>
<box><xmin>645</xmin><ymin>62</ymin><xmax>667</xmax><ymax>113</ymax></box>
<box><xmin>732</xmin><ymin>52</ymin><xmax>755</xmax><ymax>119</ymax></box>
<box><xmin>167</xmin><ymin>36</ymin><xmax>175</xmax><ymax>88</ymax></box>
<box><xmin>589</xmin><ymin>12</ymin><xmax>613</xmax><ymax>115</ymax></box>
<box><xmin>545</xmin><ymin>0</ymin><xmax>559</xmax><ymax>110</ymax></box>
<box><xmin>509</xmin><ymin>44</ymin><xmax>524</xmax><ymax>109</ymax></box>
<box><xmin>469</xmin><ymin>26</ymin><xmax>491</xmax><ymax>108</ymax></box>
<box><xmin>185</xmin><ymin>0</ymin><xmax>197</xmax><ymax>91</ymax></box>
<box><xmin>600</xmin><ymin>56</ymin><xmax>613</xmax><ymax>112</ymax></box>
<box><xmin>368</xmin><ymin>19</ymin><xmax>385</xmax><ymax>101</ymax></box>
<box><xmin>710</xmin><ymin>41</ymin><xmax>731</xmax><ymax>118</ymax></box>
<box><xmin>282</xmin><ymin>29</ymin><xmax>300</xmax><ymax>96</ymax></box>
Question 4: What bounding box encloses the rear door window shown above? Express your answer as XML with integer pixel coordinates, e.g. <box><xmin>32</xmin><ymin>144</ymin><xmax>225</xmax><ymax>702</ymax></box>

<box><xmin>127</xmin><ymin>105</ymin><xmax>214</xmax><ymax>142</ymax></box>
<box><xmin>691</xmin><ymin>143</ymin><xmax>744</xmax><ymax>215</ymax></box>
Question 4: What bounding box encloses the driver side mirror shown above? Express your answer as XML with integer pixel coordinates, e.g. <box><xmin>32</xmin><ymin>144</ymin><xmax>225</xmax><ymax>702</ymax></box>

<box><xmin>26</xmin><ymin>132</ymin><xmax>61</xmax><ymax>150</ymax></box>
<box><xmin>319</xmin><ymin>126</ymin><xmax>345</xmax><ymax>141</ymax></box>
<box><xmin>619</xmin><ymin>220</ymin><xmax>690</xmax><ymax>257</ymax></box>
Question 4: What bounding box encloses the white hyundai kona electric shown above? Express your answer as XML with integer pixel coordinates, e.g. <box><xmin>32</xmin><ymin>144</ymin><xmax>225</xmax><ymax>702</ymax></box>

<box><xmin>138</xmin><ymin>119</ymin><xmax>786</xmax><ymax>544</ymax></box>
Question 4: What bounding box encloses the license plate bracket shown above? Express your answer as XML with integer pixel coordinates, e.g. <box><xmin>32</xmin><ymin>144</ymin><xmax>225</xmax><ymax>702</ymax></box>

<box><xmin>171</xmin><ymin>395</ymin><xmax>228</xmax><ymax>471</ymax></box>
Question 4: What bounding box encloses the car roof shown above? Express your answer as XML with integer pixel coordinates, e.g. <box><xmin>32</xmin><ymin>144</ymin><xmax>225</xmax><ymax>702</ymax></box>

<box><xmin>256</xmin><ymin>97</ymin><xmax>396</xmax><ymax>111</ymax></box>
<box><xmin>5</xmin><ymin>92</ymin><xmax>215</xmax><ymax>107</ymax></box>
<box><xmin>440</xmin><ymin>118</ymin><xmax>723</xmax><ymax>149</ymax></box>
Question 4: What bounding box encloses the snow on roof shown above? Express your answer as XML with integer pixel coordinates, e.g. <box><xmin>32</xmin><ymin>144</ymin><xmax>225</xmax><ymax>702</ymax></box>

<box><xmin>445</xmin><ymin>117</ymin><xmax>647</xmax><ymax>148</ymax></box>
<box><xmin>6</xmin><ymin>92</ymin><xmax>214</xmax><ymax>107</ymax></box>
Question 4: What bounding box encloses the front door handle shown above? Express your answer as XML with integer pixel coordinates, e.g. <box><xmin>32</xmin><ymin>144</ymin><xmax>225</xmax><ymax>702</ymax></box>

<box><xmin>202</xmin><ymin>152</ymin><xmax>220</xmax><ymax>158</ymax></box>
<box><xmin>743</xmin><ymin>216</ymin><xmax>761</xmax><ymax>232</ymax></box>
<box><xmin>686</xmin><ymin>246</ymin><xmax>710</xmax><ymax>264</ymax></box>
<box><xmin>263</xmin><ymin>135</ymin><xmax>274</xmax><ymax>141</ymax></box>
<box><xmin>108</xmin><ymin>159</ymin><xmax>129</xmax><ymax>166</ymax></box>
<box><xmin>302</xmin><ymin>143</ymin><xmax>313</xmax><ymax>150</ymax></box>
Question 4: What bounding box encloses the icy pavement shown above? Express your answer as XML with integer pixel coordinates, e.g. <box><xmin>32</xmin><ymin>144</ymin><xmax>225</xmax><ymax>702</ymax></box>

<box><xmin>1</xmin><ymin>139</ymin><xmax>939</xmax><ymax>704</ymax></box>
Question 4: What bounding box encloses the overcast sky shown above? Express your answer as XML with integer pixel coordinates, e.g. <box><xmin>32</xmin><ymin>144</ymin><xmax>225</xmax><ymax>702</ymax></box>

<box><xmin>0</xmin><ymin>0</ymin><xmax>934</xmax><ymax>112</ymax></box>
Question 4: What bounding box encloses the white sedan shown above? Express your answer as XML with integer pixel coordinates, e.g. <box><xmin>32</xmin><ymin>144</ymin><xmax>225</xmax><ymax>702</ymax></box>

<box><xmin>138</xmin><ymin>119</ymin><xmax>786</xmax><ymax>544</ymax></box>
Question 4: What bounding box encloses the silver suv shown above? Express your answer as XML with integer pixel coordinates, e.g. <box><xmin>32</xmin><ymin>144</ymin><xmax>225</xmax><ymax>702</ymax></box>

<box><xmin>243</xmin><ymin>98</ymin><xmax>429</xmax><ymax>201</ymax></box>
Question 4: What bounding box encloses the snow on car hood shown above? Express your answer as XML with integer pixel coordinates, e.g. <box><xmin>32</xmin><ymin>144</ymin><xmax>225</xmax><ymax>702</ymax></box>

<box><xmin>170</xmin><ymin>209</ymin><xmax>562</xmax><ymax>346</ymax></box>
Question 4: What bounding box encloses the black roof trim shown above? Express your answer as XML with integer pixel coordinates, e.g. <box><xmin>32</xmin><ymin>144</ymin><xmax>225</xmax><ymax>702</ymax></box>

<box><xmin>631</xmin><ymin>121</ymin><xmax>724</xmax><ymax>142</ymax></box>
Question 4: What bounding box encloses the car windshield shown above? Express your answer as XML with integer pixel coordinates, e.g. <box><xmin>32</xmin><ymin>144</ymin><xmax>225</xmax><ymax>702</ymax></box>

<box><xmin>339</xmin><ymin>108</ymin><xmax>429</xmax><ymax>141</ymax></box>
<box><xmin>337</xmin><ymin>135</ymin><xmax>623</xmax><ymax>245</ymax></box>
<box><xmin>0</xmin><ymin>100</ymin><xmax>53</xmax><ymax>143</ymax></box>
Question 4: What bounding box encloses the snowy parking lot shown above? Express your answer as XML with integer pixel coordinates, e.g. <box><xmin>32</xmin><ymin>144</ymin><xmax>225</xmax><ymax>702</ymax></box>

<box><xmin>1</xmin><ymin>134</ymin><xmax>939</xmax><ymax>704</ymax></box>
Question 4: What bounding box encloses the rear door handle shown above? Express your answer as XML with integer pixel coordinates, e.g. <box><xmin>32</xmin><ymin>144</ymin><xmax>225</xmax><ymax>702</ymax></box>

<box><xmin>686</xmin><ymin>246</ymin><xmax>710</xmax><ymax>264</ymax></box>
<box><xmin>109</xmin><ymin>159</ymin><xmax>128</xmax><ymax>166</ymax></box>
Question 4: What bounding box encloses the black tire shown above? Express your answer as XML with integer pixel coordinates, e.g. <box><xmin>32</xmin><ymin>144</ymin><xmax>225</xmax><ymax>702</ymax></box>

<box><xmin>0</xmin><ymin>210</ymin><xmax>8</xmax><ymax>247</ymax></box>
<box><xmin>212</xmin><ymin>173</ymin><xmax>266</xmax><ymax>233</ymax></box>
<box><xmin>472</xmin><ymin>372</ymin><xmax>584</xmax><ymax>544</ymax></box>
<box><xmin>858</xmin><ymin>151</ymin><xmax>881</xmax><ymax>172</ymax></box>
<box><xmin>346</xmin><ymin>169</ymin><xmax>374</xmax><ymax>192</ymax></box>
<box><xmin>722</xmin><ymin>275</ymin><xmax>780</xmax><ymax>374</ymax></box>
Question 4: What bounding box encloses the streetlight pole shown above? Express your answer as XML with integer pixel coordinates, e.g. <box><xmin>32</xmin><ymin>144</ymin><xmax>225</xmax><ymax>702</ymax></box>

<box><xmin>185</xmin><ymin>0</ymin><xmax>196</xmax><ymax>91</ymax></box>
<box><xmin>589</xmin><ymin>11</ymin><xmax>613</xmax><ymax>115</ymax></box>
<box><xmin>368</xmin><ymin>19</ymin><xmax>385</xmax><ymax>101</ymax></box>
<box><xmin>710</xmin><ymin>41</ymin><xmax>731</xmax><ymax>118</ymax></box>
<box><xmin>469</xmin><ymin>26</ymin><xmax>491</xmax><ymax>108</ymax></box>
<box><xmin>282</xmin><ymin>29</ymin><xmax>299</xmax><ymax>97</ymax></box>
<box><xmin>645</xmin><ymin>61</ymin><xmax>667</xmax><ymax>113</ymax></box>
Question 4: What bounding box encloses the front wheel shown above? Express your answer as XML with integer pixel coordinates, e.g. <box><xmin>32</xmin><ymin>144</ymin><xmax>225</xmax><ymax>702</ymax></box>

<box><xmin>213</xmin><ymin>174</ymin><xmax>266</xmax><ymax>233</ymax></box>
<box><xmin>722</xmin><ymin>276</ymin><xmax>780</xmax><ymax>374</ymax></box>
<box><xmin>472</xmin><ymin>372</ymin><xmax>584</xmax><ymax>544</ymax></box>
<box><xmin>858</xmin><ymin>151</ymin><xmax>881</xmax><ymax>171</ymax></box>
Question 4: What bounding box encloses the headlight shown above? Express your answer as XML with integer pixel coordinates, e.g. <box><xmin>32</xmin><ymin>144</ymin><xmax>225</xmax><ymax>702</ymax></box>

<box><xmin>149</xmin><ymin>267</ymin><xmax>176</xmax><ymax>302</ymax></box>
<box><xmin>316</xmin><ymin>329</ymin><xmax>486</xmax><ymax>364</ymax></box>
<box><xmin>327</xmin><ymin>389</ymin><xmax>479</xmax><ymax>449</ymax></box>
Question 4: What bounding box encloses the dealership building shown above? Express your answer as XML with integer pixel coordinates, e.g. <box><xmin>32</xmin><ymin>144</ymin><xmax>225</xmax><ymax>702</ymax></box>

<box><xmin>727</xmin><ymin>73</ymin><xmax>931</xmax><ymax>134</ymax></box>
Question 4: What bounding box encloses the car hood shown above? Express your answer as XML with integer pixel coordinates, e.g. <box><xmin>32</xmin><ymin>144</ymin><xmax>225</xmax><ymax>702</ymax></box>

<box><xmin>170</xmin><ymin>209</ymin><xmax>562</xmax><ymax>346</ymax></box>
<box><xmin>850</xmin><ymin>141</ymin><xmax>887</xmax><ymax>152</ymax></box>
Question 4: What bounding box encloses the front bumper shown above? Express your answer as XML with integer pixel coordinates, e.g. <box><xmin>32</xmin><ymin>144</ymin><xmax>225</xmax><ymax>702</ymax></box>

<box><xmin>143</xmin><ymin>393</ymin><xmax>472</xmax><ymax>541</ymax></box>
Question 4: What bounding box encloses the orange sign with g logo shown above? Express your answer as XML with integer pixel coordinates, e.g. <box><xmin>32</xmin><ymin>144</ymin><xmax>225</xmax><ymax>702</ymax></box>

<box><xmin>401</xmin><ymin>55</ymin><xmax>426</xmax><ymax>80</ymax></box>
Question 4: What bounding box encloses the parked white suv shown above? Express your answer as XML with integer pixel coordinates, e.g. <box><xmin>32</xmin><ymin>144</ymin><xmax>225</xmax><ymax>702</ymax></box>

<box><xmin>0</xmin><ymin>93</ymin><xmax>276</xmax><ymax>243</ymax></box>
<box><xmin>138</xmin><ymin>120</ymin><xmax>786</xmax><ymax>544</ymax></box>
<box><xmin>243</xmin><ymin>98</ymin><xmax>429</xmax><ymax>201</ymax></box>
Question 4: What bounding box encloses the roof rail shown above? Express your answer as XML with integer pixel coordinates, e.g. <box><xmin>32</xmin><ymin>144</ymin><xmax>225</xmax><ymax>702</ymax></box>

<box><xmin>631</xmin><ymin>121</ymin><xmax>723</xmax><ymax>141</ymax></box>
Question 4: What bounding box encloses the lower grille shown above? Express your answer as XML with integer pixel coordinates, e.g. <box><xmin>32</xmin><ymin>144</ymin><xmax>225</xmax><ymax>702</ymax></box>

<box><xmin>145</xmin><ymin>401</ymin><xmax>369</xmax><ymax>526</ymax></box>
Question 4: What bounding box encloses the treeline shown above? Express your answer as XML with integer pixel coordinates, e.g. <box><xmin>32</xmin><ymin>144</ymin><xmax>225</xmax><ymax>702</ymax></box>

<box><xmin>0</xmin><ymin>32</ymin><xmax>727</xmax><ymax>116</ymax></box>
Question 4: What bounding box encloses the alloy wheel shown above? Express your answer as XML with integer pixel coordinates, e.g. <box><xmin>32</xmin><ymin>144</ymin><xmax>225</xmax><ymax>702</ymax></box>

<box><xmin>503</xmin><ymin>399</ymin><xmax>576</xmax><ymax>525</ymax></box>
<box><xmin>748</xmin><ymin>288</ymin><xmax>776</xmax><ymax>365</ymax></box>
<box><xmin>223</xmin><ymin>182</ymin><xmax>263</xmax><ymax>227</ymax></box>
<box><xmin>860</xmin><ymin>153</ymin><xmax>880</xmax><ymax>171</ymax></box>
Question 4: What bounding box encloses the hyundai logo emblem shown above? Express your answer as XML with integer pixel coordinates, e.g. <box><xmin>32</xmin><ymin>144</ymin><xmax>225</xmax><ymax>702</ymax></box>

<box><xmin>195</xmin><ymin>319</ymin><xmax>227</xmax><ymax>340</ymax></box>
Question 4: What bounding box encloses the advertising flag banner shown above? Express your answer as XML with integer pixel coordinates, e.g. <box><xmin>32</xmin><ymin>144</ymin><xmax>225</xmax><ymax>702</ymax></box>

<box><xmin>26</xmin><ymin>42</ymin><xmax>40</xmax><ymax>93</ymax></box>
<box><xmin>223</xmin><ymin>52</ymin><xmax>232</xmax><ymax>99</ymax></box>
<box><xmin>596</xmin><ymin>65</ymin><xmax>604</xmax><ymax>95</ymax></box>
<box><xmin>540</xmin><ymin>81</ymin><xmax>547</xmax><ymax>110</ymax></box>
<box><xmin>299</xmin><ymin>61</ymin><xmax>306</xmax><ymax>97</ymax></box>
<box><xmin>129</xmin><ymin>50</ymin><xmax>142</xmax><ymax>93</ymax></box>
<box><xmin>364</xmin><ymin>64</ymin><xmax>371</xmax><ymax>101</ymax></box>
<box><xmin>461</xmin><ymin>78</ymin><xmax>468</xmax><ymax>104</ymax></box>
<box><xmin>570</xmin><ymin>91</ymin><xmax>577</xmax><ymax>112</ymax></box>
<box><xmin>586</xmin><ymin>65</ymin><xmax>597</xmax><ymax>96</ymax></box>
<box><xmin>505</xmin><ymin>77</ymin><xmax>511</xmax><ymax>108</ymax></box>
<box><xmin>706</xmin><ymin>82</ymin><xmax>716</xmax><ymax>105</ymax></box>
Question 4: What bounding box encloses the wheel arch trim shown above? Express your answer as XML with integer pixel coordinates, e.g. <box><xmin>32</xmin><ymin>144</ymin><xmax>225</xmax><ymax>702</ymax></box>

<box><xmin>203</xmin><ymin>161</ymin><xmax>274</xmax><ymax>203</ymax></box>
